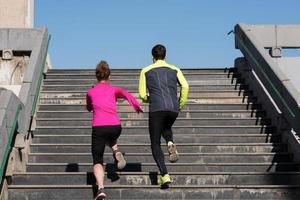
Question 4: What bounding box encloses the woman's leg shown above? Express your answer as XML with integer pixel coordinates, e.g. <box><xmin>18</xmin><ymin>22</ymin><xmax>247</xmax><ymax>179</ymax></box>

<box><xmin>92</xmin><ymin>127</ymin><xmax>106</xmax><ymax>189</ymax></box>
<box><xmin>93</xmin><ymin>164</ymin><xmax>106</xmax><ymax>199</ymax></box>
<box><xmin>106</xmin><ymin>125</ymin><xmax>126</xmax><ymax>170</ymax></box>
<box><xmin>93</xmin><ymin>164</ymin><xmax>105</xmax><ymax>188</ymax></box>
<box><xmin>107</xmin><ymin>140</ymin><xmax>118</xmax><ymax>151</ymax></box>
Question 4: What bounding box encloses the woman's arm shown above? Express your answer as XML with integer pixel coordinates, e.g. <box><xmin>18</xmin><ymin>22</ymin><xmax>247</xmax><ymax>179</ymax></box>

<box><xmin>86</xmin><ymin>92</ymin><xmax>92</xmax><ymax>112</ymax></box>
<box><xmin>115</xmin><ymin>87</ymin><xmax>143</xmax><ymax>113</ymax></box>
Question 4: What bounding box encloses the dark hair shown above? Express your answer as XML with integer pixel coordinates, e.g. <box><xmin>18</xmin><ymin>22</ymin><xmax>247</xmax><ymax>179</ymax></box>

<box><xmin>152</xmin><ymin>44</ymin><xmax>166</xmax><ymax>60</ymax></box>
<box><xmin>96</xmin><ymin>60</ymin><xmax>110</xmax><ymax>81</ymax></box>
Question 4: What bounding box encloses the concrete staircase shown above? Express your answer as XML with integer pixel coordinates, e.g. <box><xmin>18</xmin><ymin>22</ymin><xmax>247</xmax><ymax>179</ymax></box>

<box><xmin>7</xmin><ymin>68</ymin><xmax>300</xmax><ymax>199</ymax></box>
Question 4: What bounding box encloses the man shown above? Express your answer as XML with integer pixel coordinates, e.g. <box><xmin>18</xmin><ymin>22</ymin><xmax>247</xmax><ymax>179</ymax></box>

<box><xmin>138</xmin><ymin>44</ymin><xmax>189</xmax><ymax>187</ymax></box>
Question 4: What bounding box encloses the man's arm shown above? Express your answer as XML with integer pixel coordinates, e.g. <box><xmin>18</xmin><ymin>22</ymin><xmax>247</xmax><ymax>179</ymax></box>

<box><xmin>177</xmin><ymin>69</ymin><xmax>189</xmax><ymax>110</ymax></box>
<box><xmin>138</xmin><ymin>69</ymin><xmax>149</xmax><ymax>103</ymax></box>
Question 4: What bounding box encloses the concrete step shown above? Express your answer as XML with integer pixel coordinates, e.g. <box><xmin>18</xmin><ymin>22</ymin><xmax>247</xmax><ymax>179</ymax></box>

<box><xmin>47</xmin><ymin>68</ymin><xmax>234</xmax><ymax>74</ymax></box>
<box><xmin>36</xmin><ymin>110</ymin><xmax>266</xmax><ymax>119</ymax></box>
<box><xmin>39</xmin><ymin>96</ymin><xmax>256</xmax><ymax>104</ymax></box>
<box><xmin>39</xmin><ymin>90</ymin><xmax>253</xmax><ymax>98</ymax></box>
<box><xmin>37</xmin><ymin>103</ymin><xmax>262</xmax><ymax>111</ymax></box>
<box><xmin>36</xmin><ymin>118</ymin><xmax>270</xmax><ymax>127</ymax></box>
<box><xmin>44</xmin><ymin>73</ymin><xmax>240</xmax><ymax>80</ymax></box>
<box><xmin>28</xmin><ymin>152</ymin><xmax>293</xmax><ymax>163</ymax></box>
<box><xmin>41</xmin><ymin>86</ymin><xmax>252</xmax><ymax>98</ymax></box>
<box><xmin>42</xmin><ymin>78</ymin><xmax>243</xmax><ymax>85</ymax></box>
<box><xmin>34</xmin><ymin>125</ymin><xmax>275</xmax><ymax>135</ymax></box>
<box><xmin>8</xmin><ymin>185</ymin><xmax>300</xmax><ymax>200</ymax></box>
<box><xmin>25</xmin><ymin>162</ymin><xmax>300</xmax><ymax>173</ymax></box>
<box><xmin>10</xmin><ymin>172</ymin><xmax>300</xmax><ymax>186</ymax></box>
<box><xmin>30</xmin><ymin>143</ymin><xmax>286</xmax><ymax>153</ymax></box>
<box><xmin>41</xmin><ymin>84</ymin><xmax>249</xmax><ymax>91</ymax></box>
<box><xmin>32</xmin><ymin>134</ymin><xmax>280</xmax><ymax>144</ymax></box>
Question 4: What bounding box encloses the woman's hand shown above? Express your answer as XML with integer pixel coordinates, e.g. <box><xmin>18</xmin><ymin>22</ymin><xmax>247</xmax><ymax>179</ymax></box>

<box><xmin>136</xmin><ymin>106</ymin><xmax>144</xmax><ymax>114</ymax></box>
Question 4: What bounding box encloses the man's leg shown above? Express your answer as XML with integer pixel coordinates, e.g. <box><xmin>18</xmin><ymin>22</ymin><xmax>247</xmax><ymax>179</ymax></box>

<box><xmin>161</xmin><ymin>111</ymin><xmax>178</xmax><ymax>142</ymax></box>
<box><xmin>162</xmin><ymin>112</ymin><xmax>179</xmax><ymax>163</ymax></box>
<box><xmin>149</xmin><ymin>112</ymin><xmax>168</xmax><ymax>176</ymax></box>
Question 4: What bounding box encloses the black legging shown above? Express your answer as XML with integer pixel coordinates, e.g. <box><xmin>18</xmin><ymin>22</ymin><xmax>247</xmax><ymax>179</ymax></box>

<box><xmin>92</xmin><ymin>125</ymin><xmax>122</xmax><ymax>165</ymax></box>
<box><xmin>149</xmin><ymin>111</ymin><xmax>178</xmax><ymax>175</ymax></box>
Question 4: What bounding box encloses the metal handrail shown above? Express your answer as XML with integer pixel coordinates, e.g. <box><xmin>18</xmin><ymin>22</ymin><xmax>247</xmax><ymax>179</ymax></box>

<box><xmin>235</xmin><ymin>33</ymin><xmax>296</xmax><ymax>118</ymax></box>
<box><xmin>31</xmin><ymin>35</ymin><xmax>51</xmax><ymax>116</ymax></box>
<box><xmin>0</xmin><ymin>104</ymin><xmax>21</xmax><ymax>184</ymax></box>
<box><xmin>233</xmin><ymin>24</ymin><xmax>300</xmax><ymax>132</ymax></box>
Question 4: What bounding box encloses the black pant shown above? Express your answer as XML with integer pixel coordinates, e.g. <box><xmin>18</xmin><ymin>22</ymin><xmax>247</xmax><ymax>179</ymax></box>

<box><xmin>92</xmin><ymin>125</ymin><xmax>122</xmax><ymax>165</ymax></box>
<box><xmin>149</xmin><ymin>111</ymin><xmax>178</xmax><ymax>175</ymax></box>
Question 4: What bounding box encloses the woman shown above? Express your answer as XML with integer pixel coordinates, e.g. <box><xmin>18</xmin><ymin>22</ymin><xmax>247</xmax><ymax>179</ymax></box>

<box><xmin>86</xmin><ymin>60</ymin><xmax>143</xmax><ymax>199</ymax></box>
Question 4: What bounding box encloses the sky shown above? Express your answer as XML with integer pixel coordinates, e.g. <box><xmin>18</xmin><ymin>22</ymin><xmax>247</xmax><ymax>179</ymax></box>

<box><xmin>35</xmin><ymin>0</ymin><xmax>300</xmax><ymax>69</ymax></box>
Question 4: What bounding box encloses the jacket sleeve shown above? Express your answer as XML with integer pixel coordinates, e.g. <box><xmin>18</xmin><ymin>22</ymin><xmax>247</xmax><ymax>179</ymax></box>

<box><xmin>177</xmin><ymin>69</ymin><xmax>189</xmax><ymax>109</ymax></box>
<box><xmin>138</xmin><ymin>69</ymin><xmax>149</xmax><ymax>103</ymax></box>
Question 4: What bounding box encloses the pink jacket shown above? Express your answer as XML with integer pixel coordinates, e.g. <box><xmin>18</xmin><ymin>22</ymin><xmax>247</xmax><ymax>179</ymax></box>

<box><xmin>86</xmin><ymin>82</ymin><xmax>141</xmax><ymax>127</ymax></box>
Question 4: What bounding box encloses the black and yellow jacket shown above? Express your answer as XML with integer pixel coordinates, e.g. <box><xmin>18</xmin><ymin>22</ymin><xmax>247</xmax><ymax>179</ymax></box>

<box><xmin>138</xmin><ymin>60</ymin><xmax>189</xmax><ymax>112</ymax></box>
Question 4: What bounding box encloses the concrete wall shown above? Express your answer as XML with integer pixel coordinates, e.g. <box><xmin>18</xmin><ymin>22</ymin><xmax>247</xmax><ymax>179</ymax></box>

<box><xmin>0</xmin><ymin>0</ymin><xmax>34</xmax><ymax>28</ymax></box>
<box><xmin>0</xmin><ymin>29</ymin><xmax>48</xmax><ymax>191</ymax></box>
<box><xmin>277</xmin><ymin>58</ymin><xmax>300</xmax><ymax>95</ymax></box>
<box><xmin>0</xmin><ymin>56</ymin><xmax>29</xmax><ymax>96</ymax></box>
<box><xmin>235</xmin><ymin>24</ymin><xmax>300</xmax><ymax>131</ymax></box>
<box><xmin>0</xmin><ymin>28</ymin><xmax>49</xmax><ymax>134</ymax></box>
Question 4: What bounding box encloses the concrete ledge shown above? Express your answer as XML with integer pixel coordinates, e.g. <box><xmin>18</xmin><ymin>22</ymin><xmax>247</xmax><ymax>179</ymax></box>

<box><xmin>234</xmin><ymin>24</ymin><xmax>300</xmax><ymax>134</ymax></box>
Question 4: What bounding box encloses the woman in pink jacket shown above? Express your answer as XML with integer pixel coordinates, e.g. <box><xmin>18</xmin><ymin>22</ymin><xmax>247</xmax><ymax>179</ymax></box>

<box><xmin>86</xmin><ymin>60</ymin><xmax>143</xmax><ymax>200</ymax></box>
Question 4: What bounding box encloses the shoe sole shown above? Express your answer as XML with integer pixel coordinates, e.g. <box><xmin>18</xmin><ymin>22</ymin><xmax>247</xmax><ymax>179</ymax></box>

<box><xmin>159</xmin><ymin>179</ymin><xmax>172</xmax><ymax>189</ymax></box>
<box><xmin>168</xmin><ymin>144</ymin><xmax>179</xmax><ymax>163</ymax></box>
<box><xmin>115</xmin><ymin>152</ymin><xmax>126</xmax><ymax>170</ymax></box>
<box><xmin>160</xmin><ymin>182</ymin><xmax>171</xmax><ymax>189</ymax></box>
<box><xmin>95</xmin><ymin>193</ymin><xmax>106</xmax><ymax>200</ymax></box>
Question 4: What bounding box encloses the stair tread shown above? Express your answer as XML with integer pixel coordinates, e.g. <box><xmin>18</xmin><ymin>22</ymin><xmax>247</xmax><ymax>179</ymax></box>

<box><xmin>40</xmin><ymin>89</ymin><xmax>247</xmax><ymax>92</ymax></box>
<box><xmin>33</xmin><ymin>134</ymin><xmax>275</xmax><ymax>137</ymax></box>
<box><xmin>36</xmin><ymin>110</ymin><xmax>262</xmax><ymax>112</ymax></box>
<box><xmin>42</xmin><ymin>84</ymin><xmax>246</xmax><ymax>86</ymax></box>
<box><xmin>13</xmin><ymin>171</ymin><xmax>300</xmax><ymax>175</ymax></box>
<box><xmin>44</xmin><ymin>78</ymin><xmax>237</xmax><ymax>81</ymax></box>
<box><xmin>29</xmin><ymin>152</ymin><xmax>291</xmax><ymax>155</ymax></box>
<box><xmin>35</xmin><ymin>125</ymin><xmax>270</xmax><ymax>128</ymax></box>
<box><xmin>36</xmin><ymin>117</ymin><xmax>265</xmax><ymax>120</ymax></box>
<box><xmin>26</xmin><ymin>162</ymin><xmax>299</xmax><ymax>165</ymax></box>
<box><xmin>9</xmin><ymin>67</ymin><xmax>299</xmax><ymax>199</ymax></box>
<box><xmin>8</xmin><ymin>184</ymin><xmax>300</xmax><ymax>189</ymax></box>
<box><xmin>38</xmin><ymin>102</ymin><xmax>260</xmax><ymax>105</ymax></box>
<box><xmin>47</xmin><ymin>72</ymin><xmax>234</xmax><ymax>76</ymax></box>
<box><xmin>30</xmin><ymin>143</ymin><xmax>283</xmax><ymax>146</ymax></box>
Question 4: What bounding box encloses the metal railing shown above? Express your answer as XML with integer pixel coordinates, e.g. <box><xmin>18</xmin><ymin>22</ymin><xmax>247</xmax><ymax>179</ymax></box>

<box><xmin>0</xmin><ymin>97</ymin><xmax>22</xmax><ymax>185</ymax></box>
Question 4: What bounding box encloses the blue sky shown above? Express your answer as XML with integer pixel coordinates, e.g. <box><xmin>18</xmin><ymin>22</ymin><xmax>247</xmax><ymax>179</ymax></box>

<box><xmin>35</xmin><ymin>0</ymin><xmax>300</xmax><ymax>68</ymax></box>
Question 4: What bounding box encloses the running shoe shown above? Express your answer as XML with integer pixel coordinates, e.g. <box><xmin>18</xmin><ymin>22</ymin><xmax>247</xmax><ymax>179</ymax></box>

<box><xmin>167</xmin><ymin>142</ymin><xmax>179</xmax><ymax>163</ymax></box>
<box><xmin>114</xmin><ymin>151</ymin><xmax>126</xmax><ymax>170</ymax></box>
<box><xmin>94</xmin><ymin>188</ymin><xmax>106</xmax><ymax>200</ymax></box>
<box><xmin>158</xmin><ymin>174</ymin><xmax>172</xmax><ymax>189</ymax></box>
